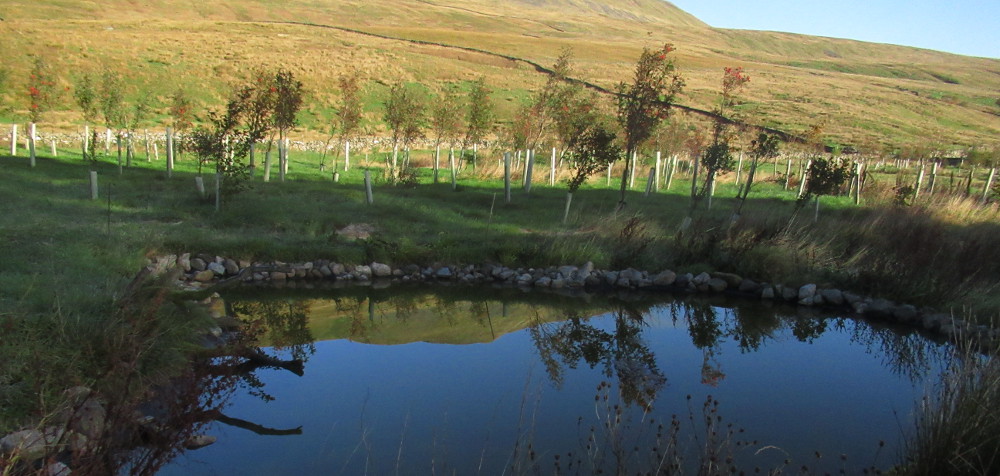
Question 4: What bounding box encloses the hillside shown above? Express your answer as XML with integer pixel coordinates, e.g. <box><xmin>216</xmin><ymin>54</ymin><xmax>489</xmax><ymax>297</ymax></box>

<box><xmin>0</xmin><ymin>0</ymin><xmax>998</xmax><ymax>152</ymax></box>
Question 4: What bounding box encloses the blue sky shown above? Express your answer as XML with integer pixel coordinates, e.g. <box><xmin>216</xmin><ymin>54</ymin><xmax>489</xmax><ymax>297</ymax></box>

<box><xmin>666</xmin><ymin>0</ymin><xmax>999</xmax><ymax>59</ymax></box>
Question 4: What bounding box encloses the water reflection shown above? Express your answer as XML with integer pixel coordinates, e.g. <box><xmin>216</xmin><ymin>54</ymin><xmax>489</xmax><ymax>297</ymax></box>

<box><xmin>146</xmin><ymin>286</ymin><xmax>951</xmax><ymax>475</ymax></box>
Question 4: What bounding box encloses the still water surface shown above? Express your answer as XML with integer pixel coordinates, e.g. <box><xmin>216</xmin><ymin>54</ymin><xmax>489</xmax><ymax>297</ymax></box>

<box><xmin>158</xmin><ymin>286</ymin><xmax>948</xmax><ymax>475</ymax></box>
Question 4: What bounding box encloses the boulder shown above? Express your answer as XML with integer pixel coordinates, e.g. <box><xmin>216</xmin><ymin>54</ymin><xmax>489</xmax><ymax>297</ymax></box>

<box><xmin>692</xmin><ymin>272</ymin><xmax>711</xmax><ymax>285</ymax></box>
<box><xmin>798</xmin><ymin>284</ymin><xmax>817</xmax><ymax>302</ymax></box>
<box><xmin>781</xmin><ymin>286</ymin><xmax>798</xmax><ymax>302</ymax></box>
<box><xmin>580</xmin><ymin>261</ymin><xmax>594</xmax><ymax>277</ymax></box>
<box><xmin>712</xmin><ymin>272</ymin><xmax>743</xmax><ymax>288</ymax></box>
<box><xmin>370</xmin><ymin>262</ymin><xmax>392</xmax><ymax>277</ymax></box>
<box><xmin>534</xmin><ymin>276</ymin><xmax>552</xmax><ymax>287</ymax></box>
<box><xmin>435</xmin><ymin>267</ymin><xmax>453</xmax><ymax>279</ymax></box>
<box><xmin>653</xmin><ymin>270</ymin><xmax>676</xmax><ymax>286</ymax></box>
<box><xmin>761</xmin><ymin>286</ymin><xmax>775</xmax><ymax>300</ymax></box>
<box><xmin>819</xmin><ymin>289</ymin><xmax>844</xmax><ymax>306</ymax></box>
<box><xmin>892</xmin><ymin>304</ymin><xmax>919</xmax><ymax>324</ymax></box>
<box><xmin>866</xmin><ymin>298</ymin><xmax>895</xmax><ymax>318</ymax></box>
<box><xmin>0</xmin><ymin>427</ymin><xmax>64</xmax><ymax>461</ymax></box>
<box><xmin>558</xmin><ymin>265</ymin><xmax>578</xmax><ymax>280</ymax></box>
<box><xmin>193</xmin><ymin>270</ymin><xmax>215</xmax><ymax>282</ymax></box>
<box><xmin>190</xmin><ymin>258</ymin><xmax>207</xmax><ymax>271</ymax></box>
<box><xmin>738</xmin><ymin>279</ymin><xmax>759</xmax><ymax>294</ymax></box>
<box><xmin>353</xmin><ymin>265</ymin><xmax>372</xmax><ymax>279</ymax></box>
<box><xmin>207</xmin><ymin>262</ymin><xmax>226</xmax><ymax>276</ymax></box>
<box><xmin>707</xmin><ymin>278</ymin><xmax>727</xmax><ymax>293</ymax></box>
<box><xmin>177</xmin><ymin>253</ymin><xmax>192</xmax><ymax>272</ymax></box>
<box><xmin>270</xmin><ymin>272</ymin><xmax>287</xmax><ymax>281</ymax></box>
<box><xmin>223</xmin><ymin>259</ymin><xmax>239</xmax><ymax>275</ymax></box>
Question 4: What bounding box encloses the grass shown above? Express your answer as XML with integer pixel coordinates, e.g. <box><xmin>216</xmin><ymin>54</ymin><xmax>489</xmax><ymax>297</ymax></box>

<box><xmin>1</xmin><ymin>0</ymin><xmax>999</xmax><ymax>151</ymax></box>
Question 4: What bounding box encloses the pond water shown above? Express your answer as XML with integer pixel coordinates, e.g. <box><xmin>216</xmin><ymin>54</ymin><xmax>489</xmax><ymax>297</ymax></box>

<box><xmin>155</xmin><ymin>285</ymin><xmax>949</xmax><ymax>475</ymax></box>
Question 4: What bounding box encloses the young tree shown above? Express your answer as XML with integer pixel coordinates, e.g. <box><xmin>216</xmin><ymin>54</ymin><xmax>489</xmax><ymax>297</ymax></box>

<box><xmin>502</xmin><ymin>49</ymin><xmax>579</xmax><ymax>153</ymax></box>
<box><xmin>798</xmin><ymin>157</ymin><xmax>852</xmax><ymax>222</ymax></box>
<box><xmin>733</xmin><ymin>132</ymin><xmax>780</xmax><ymax>216</ymax></box>
<box><xmin>272</xmin><ymin>69</ymin><xmax>304</xmax><ymax>180</ymax></box>
<box><xmin>430</xmin><ymin>84</ymin><xmax>464</xmax><ymax>156</ymax></box>
<box><xmin>692</xmin><ymin>66</ymin><xmax>750</xmax><ymax>210</ymax></box>
<box><xmin>563</xmin><ymin>120</ymin><xmax>622</xmax><ymax>223</ymax></box>
<box><xmin>464</xmin><ymin>76</ymin><xmax>494</xmax><ymax>154</ymax></box>
<box><xmin>382</xmin><ymin>82</ymin><xmax>426</xmax><ymax>182</ymax></box>
<box><xmin>615</xmin><ymin>43</ymin><xmax>684</xmax><ymax>207</ymax></box>
<box><xmin>73</xmin><ymin>73</ymin><xmax>100</xmax><ymax>162</ymax></box>
<box><xmin>331</xmin><ymin>71</ymin><xmax>363</xmax><ymax>171</ymax></box>
<box><xmin>26</xmin><ymin>57</ymin><xmax>59</xmax><ymax>123</ymax></box>
<box><xmin>168</xmin><ymin>88</ymin><xmax>195</xmax><ymax>133</ymax></box>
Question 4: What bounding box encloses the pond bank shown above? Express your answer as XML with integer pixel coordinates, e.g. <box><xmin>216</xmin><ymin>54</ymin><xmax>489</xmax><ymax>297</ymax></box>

<box><xmin>153</xmin><ymin>252</ymin><xmax>998</xmax><ymax>350</ymax></box>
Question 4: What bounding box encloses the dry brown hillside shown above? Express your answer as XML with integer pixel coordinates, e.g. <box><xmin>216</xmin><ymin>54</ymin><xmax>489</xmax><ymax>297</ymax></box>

<box><xmin>0</xmin><ymin>0</ymin><xmax>997</xmax><ymax>152</ymax></box>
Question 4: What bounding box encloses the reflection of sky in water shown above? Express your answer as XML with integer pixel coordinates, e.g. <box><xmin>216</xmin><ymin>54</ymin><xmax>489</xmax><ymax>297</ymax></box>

<box><xmin>161</xmin><ymin>299</ymin><xmax>947</xmax><ymax>475</ymax></box>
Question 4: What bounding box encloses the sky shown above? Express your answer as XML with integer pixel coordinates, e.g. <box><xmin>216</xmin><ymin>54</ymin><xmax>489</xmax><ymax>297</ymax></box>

<box><xmin>666</xmin><ymin>0</ymin><xmax>999</xmax><ymax>59</ymax></box>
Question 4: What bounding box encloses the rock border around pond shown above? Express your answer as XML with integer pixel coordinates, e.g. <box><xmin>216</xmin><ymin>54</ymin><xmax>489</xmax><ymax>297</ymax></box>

<box><xmin>149</xmin><ymin>253</ymin><xmax>998</xmax><ymax>349</ymax></box>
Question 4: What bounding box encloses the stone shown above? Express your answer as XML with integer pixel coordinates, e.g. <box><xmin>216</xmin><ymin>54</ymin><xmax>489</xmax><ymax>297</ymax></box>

<box><xmin>558</xmin><ymin>266</ymin><xmax>578</xmax><ymax>280</ymax></box>
<box><xmin>781</xmin><ymin>286</ymin><xmax>798</xmax><ymax>302</ymax></box>
<box><xmin>580</xmin><ymin>261</ymin><xmax>594</xmax><ymax>277</ymax></box>
<box><xmin>270</xmin><ymin>272</ymin><xmax>287</xmax><ymax>281</ymax></box>
<box><xmin>177</xmin><ymin>253</ymin><xmax>192</xmax><ymax>272</ymax></box>
<box><xmin>675</xmin><ymin>273</ymin><xmax>693</xmax><ymax>287</ymax></box>
<box><xmin>309</xmin><ymin>269</ymin><xmax>323</xmax><ymax>278</ymax></box>
<box><xmin>190</xmin><ymin>258</ymin><xmax>206</xmax><ymax>271</ymax></box>
<box><xmin>653</xmin><ymin>270</ymin><xmax>676</xmax><ymax>286</ymax></box>
<box><xmin>738</xmin><ymin>279</ymin><xmax>759</xmax><ymax>294</ymax></box>
<box><xmin>207</xmin><ymin>262</ymin><xmax>226</xmax><ymax>276</ymax></box>
<box><xmin>761</xmin><ymin>286</ymin><xmax>775</xmax><ymax>299</ymax></box>
<box><xmin>866</xmin><ymin>298</ymin><xmax>895</xmax><ymax>318</ymax></box>
<box><xmin>604</xmin><ymin>271</ymin><xmax>619</xmax><ymax>286</ymax></box>
<box><xmin>551</xmin><ymin>278</ymin><xmax>566</xmax><ymax>289</ymax></box>
<box><xmin>330</xmin><ymin>263</ymin><xmax>346</xmax><ymax>275</ymax></box>
<box><xmin>819</xmin><ymin>289</ymin><xmax>844</xmax><ymax>306</ymax></box>
<box><xmin>435</xmin><ymin>267</ymin><xmax>453</xmax><ymax>279</ymax></box>
<box><xmin>353</xmin><ymin>265</ymin><xmax>372</xmax><ymax>279</ymax></box>
<box><xmin>43</xmin><ymin>462</ymin><xmax>71</xmax><ymax>476</ymax></box>
<box><xmin>184</xmin><ymin>434</ymin><xmax>217</xmax><ymax>450</ymax></box>
<box><xmin>707</xmin><ymin>278</ymin><xmax>727</xmax><ymax>293</ymax></box>
<box><xmin>798</xmin><ymin>284</ymin><xmax>817</xmax><ymax>302</ymax></box>
<box><xmin>0</xmin><ymin>427</ymin><xmax>64</xmax><ymax>461</ymax></box>
<box><xmin>370</xmin><ymin>262</ymin><xmax>392</xmax><ymax>277</ymax></box>
<box><xmin>516</xmin><ymin>273</ymin><xmax>533</xmax><ymax>286</ymax></box>
<box><xmin>223</xmin><ymin>259</ymin><xmax>239</xmax><ymax>275</ymax></box>
<box><xmin>712</xmin><ymin>272</ymin><xmax>742</xmax><ymax>288</ymax></box>
<box><xmin>62</xmin><ymin>387</ymin><xmax>106</xmax><ymax>441</ymax></box>
<box><xmin>193</xmin><ymin>270</ymin><xmax>215</xmax><ymax>282</ymax></box>
<box><xmin>534</xmin><ymin>276</ymin><xmax>552</xmax><ymax>287</ymax></box>
<box><xmin>842</xmin><ymin>291</ymin><xmax>863</xmax><ymax>305</ymax></box>
<box><xmin>692</xmin><ymin>272</ymin><xmax>711</xmax><ymax>285</ymax></box>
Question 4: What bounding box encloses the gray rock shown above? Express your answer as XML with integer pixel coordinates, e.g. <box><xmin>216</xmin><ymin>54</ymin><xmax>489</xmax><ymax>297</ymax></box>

<box><xmin>558</xmin><ymin>266</ymin><xmax>578</xmax><ymax>280</ymax></box>
<box><xmin>319</xmin><ymin>265</ymin><xmax>333</xmax><ymax>277</ymax></box>
<box><xmin>819</xmin><ymin>289</ymin><xmax>844</xmax><ymax>306</ymax></box>
<box><xmin>692</xmin><ymin>272</ymin><xmax>711</xmax><ymax>285</ymax></box>
<box><xmin>62</xmin><ymin>387</ymin><xmax>106</xmax><ymax>440</ymax></box>
<box><xmin>435</xmin><ymin>267</ymin><xmax>453</xmax><ymax>279</ymax></box>
<box><xmin>207</xmin><ymin>262</ymin><xmax>226</xmax><ymax>276</ymax></box>
<box><xmin>43</xmin><ymin>462</ymin><xmax>71</xmax><ymax>476</ymax></box>
<box><xmin>330</xmin><ymin>263</ymin><xmax>346</xmax><ymax>275</ymax></box>
<box><xmin>190</xmin><ymin>258</ymin><xmax>206</xmax><ymax>271</ymax></box>
<box><xmin>534</xmin><ymin>276</ymin><xmax>552</xmax><ymax>287</ymax></box>
<box><xmin>842</xmin><ymin>291</ymin><xmax>863</xmax><ymax>305</ymax></box>
<box><xmin>0</xmin><ymin>427</ymin><xmax>64</xmax><ymax>461</ymax></box>
<box><xmin>370</xmin><ymin>262</ymin><xmax>392</xmax><ymax>277</ymax></box>
<box><xmin>798</xmin><ymin>284</ymin><xmax>817</xmax><ymax>302</ymax></box>
<box><xmin>403</xmin><ymin>264</ymin><xmax>421</xmax><ymax>275</ymax></box>
<box><xmin>867</xmin><ymin>298</ymin><xmax>895</xmax><ymax>318</ymax></box>
<box><xmin>781</xmin><ymin>286</ymin><xmax>798</xmax><ymax>302</ymax></box>
<box><xmin>604</xmin><ymin>271</ymin><xmax>619</xmax><ymax>286</ymax></box>
<box><xmin>353</xmin><ymin>265</ymin><xmax>372</xmax><ymax>279</ymax></box>
<box><xmin>653</xmin><ymin>270</ymin><xmax>676</xmax><ymax>286</ymax></box>
<box><xmin>580</xmin><ymin>261</ymin><xmax>594</xmax><ymax>277</ymax></box>
<box><xmin>615</xmin><ymin>276</ymin><xmax>632</xmax><ymax>288</ymax></box>
<box><xmin>193</xmin><ymin>270</ymin><xmax>215</xmax><ymax>282</ymax></box>
<box><xmin>551</xmin><ymin>278</ymin><xmax>566</xmax><ymax>289</ymax></box>
<box><xmin>675</xmin><ymin>273</ymin><xmax>693</xmax><ymax>287</ymax></box>
<box><xmin>178</xmin><ymin>253</ymin><xmax>192</xmax><ymax>272</ymax></box>
<box><xmin>270</xmin><ymin>272</ymin><xmax>287</xmax><ymax>281</ymax></box>
<box><xmin>516</xmin><ymin>273</ymin><xmax>533</xmax><ymax>286</ymax></box>
<box><xmin>712</xmin><ymin>272</ymin><xmax>742</xmax><ymax>288</ymax></box>
<box><xmin>499</xmin><ymin>270</ymin><xmax>516</xmax><ymax>281</ymax></box>
<box><xmin>223</xmin><ymin>259</ymin><xmax>239</xmax><ymax>275</ymax></box>
<box><xmin>761</xmin><ymin>286</ymin><xmax>775</xmax><ymax>299</ymax></box>
<box><xmin>738</xmin><ymin>279</ymin><xmax>759</xmax><ymax>294</ymax></box>
<box><xmin>707</xmin><ymin>278</ymin><xmax>727</xmax><ymax>293</ymax></box>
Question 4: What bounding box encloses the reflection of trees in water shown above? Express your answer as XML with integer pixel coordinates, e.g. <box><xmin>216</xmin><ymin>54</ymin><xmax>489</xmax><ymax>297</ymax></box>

<box><xmin>844</xmin><ymin>319</ymin><xmax>945</xmax><ymax>381</ymax></box>
<box><xmin>530</xmin><ymin>304</ymin><xmax>666</xmax><ymax>409</ymax></box>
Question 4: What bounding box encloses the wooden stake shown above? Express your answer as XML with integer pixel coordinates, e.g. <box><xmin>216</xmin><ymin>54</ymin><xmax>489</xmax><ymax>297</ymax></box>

<box><xmin>364</xmin><ymin>170</ymin><xmax>373</xmax><ymax>204</ymax></box>
<box><xmin>28</xmin><ymin>123</ymin><xmax>36</xmax><ymax>167</ymax></box>
<box><xmin>504</xmin><ymin>152</ymin><xmax>512</xmax><ymax>204</ymax></box>
<box><xmin>89</xmin><ymin>171</ymin><xmax>98</xmax><ymax>200</ymax></box>
<box><xmin>9</xmin><ymin>124</ymin><xmax>16</xmax><ymax>156</ymax></box>
<box><xmin>166</xmin><ymin>127</ymin><xmax>174</xmax><ymax>178</ymax></box>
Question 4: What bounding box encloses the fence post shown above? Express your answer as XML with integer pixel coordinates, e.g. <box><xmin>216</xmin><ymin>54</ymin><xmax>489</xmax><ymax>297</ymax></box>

<box><xmin>28</xmin><ymin>123</ymin><xmax>36</xmax><ymax>167</ymax></box>
<box><xmin>654</xmin><ymin>151</ymin><xmax>662</xmax><ymax>191</ymax></box>
<box><xmin>165</xmin><ymin>127</ymin><xmax>174</xmax><ymax>178</ymax></box>
<box><xmin>550</xmin><ymin>147</ymin><xmax>557</xmax><ymax>186</ymax></box>
<box><xmin>504</xmin><ymin>152</ymin><xmax>512</xmax><ymax>204</ymax></box>
<box><xmin>89</xmin><ymin>171</ymin><xmax>98</xmax><ymax>200</ymax></box>
<box><xmin>50</xmin><ymin>140</ymin><xmax>57</xmax><ymax>157</ymax></box>
<box><xmin>433</xmin><ymin>146</ymin><xmax>440</xmax><ymax>184</ymax></box>
<box><xmin>364</xmin><ymin>170</ymin><xmax>373</xmax><ymax>204</ymax></box>
<box><xmin>983</xmin><ymin>168</ymin><xmax>996</xmax><ymax>205</ymax></box>
<box><xmin>9</xmin><ymin>124</ymin><xmax>16</xmax><ymax>156</ymax></box>
<box><xmin>344</xmin><ymin>140</ymin><xmax>350</xmax><ymax>171</ymax></box>
<box><xmin>523</xmin><ymin>149</ymin><xmax>534</xmax><ymax>193</ymax></box>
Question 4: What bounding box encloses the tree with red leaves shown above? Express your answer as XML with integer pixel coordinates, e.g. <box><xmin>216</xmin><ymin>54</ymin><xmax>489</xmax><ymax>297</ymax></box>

<box><xmin>615</xmin><ymin>44</ymin><xmax>684</xmax><ymax>207</ymax></box>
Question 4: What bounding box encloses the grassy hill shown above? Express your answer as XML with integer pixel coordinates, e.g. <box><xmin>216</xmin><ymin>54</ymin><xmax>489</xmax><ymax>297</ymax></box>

<box><xmin>0</xmin><ymin>0</ymin><xmax>998</xmax><ymax>152</ymax></box>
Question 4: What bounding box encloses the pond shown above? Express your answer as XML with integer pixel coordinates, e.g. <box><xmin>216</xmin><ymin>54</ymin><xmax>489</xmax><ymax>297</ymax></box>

<box><xmin>152</xmin><ymin>284</ymin><xmax>949</xmax><ymax>475</ymax></box>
